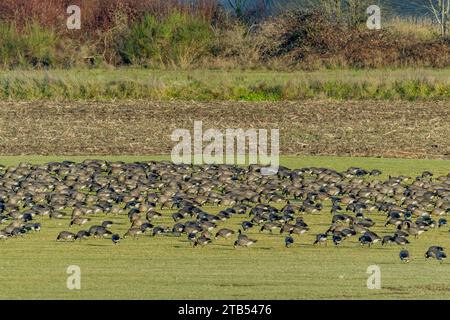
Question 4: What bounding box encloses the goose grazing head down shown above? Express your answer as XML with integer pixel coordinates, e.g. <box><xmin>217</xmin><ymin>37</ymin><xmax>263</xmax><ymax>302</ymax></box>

<box><xmin>75</xmin><ymin>230</ymin><xmax>90</xmax><ymax>240</ymax></box>
<box><xmin>399</xmin><ymin>250</ymin><xmax>410</xmax><ymax>263</ymax></box>
<box><xmin>425</xmin><ymin>246</ymin><xmax>446</xmax><ymax>263</ymax></box>
<box><xmin>313</xmin><ymin>233</ymin><xmax>327</xmax><ymax>245</ymax></box>
<box><xmin>285</xmin><ymin>236</ymin><xmax>294</xmax><ymax>248</ymax></box>
<box><xmin>215</xmin><ymin>228</ymin><xmax>235</xmax><ymax>239</ymax></box>
<box><xmin>193</xmin><ymin>235</ymin><xmax>211</xmax><ymax>247</ymax></box>
<box><xmin>57</xmin><ymin>231</ymin><xmax>76</xmax><ymax>241</ymax></box>
<box><xmin>111</xmin><ymin>234</ymin><xmax>120</xmax><ymax>244</ymax></box>
<box><xmin>233</xmin><ymin>233</ymin><xmax>257</xmax><ymax>248</ymax></box>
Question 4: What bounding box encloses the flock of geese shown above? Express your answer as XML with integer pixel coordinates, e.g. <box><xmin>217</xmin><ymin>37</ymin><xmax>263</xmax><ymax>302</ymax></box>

<box><xmin>0</xmin><ymin>160</ymin><xmax>449</xmax><ymax>263</ymax></box>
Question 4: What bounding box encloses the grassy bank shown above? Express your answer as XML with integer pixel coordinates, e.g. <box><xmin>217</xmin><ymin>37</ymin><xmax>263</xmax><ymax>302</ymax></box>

<box><xmin>2</xmin><ymin>68</ymin><xmax>450</xmax><ymax>101</ymax></box>
<box><xmin>0</xmin><ymin>156</ymin><xmax>449</xmax><ymax>299</ymax></box>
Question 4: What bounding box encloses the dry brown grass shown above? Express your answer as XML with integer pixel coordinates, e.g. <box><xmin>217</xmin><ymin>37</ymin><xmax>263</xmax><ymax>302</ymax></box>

<box><xmin>0</xmin><ymin>100</ymin><xmax>448</xmax><ymax>158</ymax></box>
<box><xmin>386</xmin><ymin>17</ymin><xmax>438</xmax><ymax>41</ymax></box>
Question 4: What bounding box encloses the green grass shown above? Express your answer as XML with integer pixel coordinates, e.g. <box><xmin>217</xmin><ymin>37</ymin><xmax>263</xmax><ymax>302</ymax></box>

<box><xmin>1</xmin><ymin>68</ymin><xmax>450</xmax><ymax>101</ymax></box>
<box><xmin>1</xmin><ymin>155</ymin><xmax>450</xmax><ymax>299</ymax></box>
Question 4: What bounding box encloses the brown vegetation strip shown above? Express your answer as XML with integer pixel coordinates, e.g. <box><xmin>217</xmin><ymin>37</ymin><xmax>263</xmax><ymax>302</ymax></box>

<box><xmin>0</xmin><ymin>100</ymin><xmax>449</xmax><ymax>158</ymax></box>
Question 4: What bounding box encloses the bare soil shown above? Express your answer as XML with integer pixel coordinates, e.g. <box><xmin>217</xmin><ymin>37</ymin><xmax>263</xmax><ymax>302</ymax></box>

<box><xmin>0</xmin><ymin>100</ymin><xmax>448</xmax><ymax>158</ymax></box>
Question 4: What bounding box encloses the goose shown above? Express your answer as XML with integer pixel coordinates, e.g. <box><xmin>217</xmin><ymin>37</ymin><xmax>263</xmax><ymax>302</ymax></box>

<box><xmin>331</xmin><ymin>214</ymin><xmax>353</xmax><ymax>223</ymax></box>
<box><xmin>289</xmin><ymin>225</ymin><xmax>309</xmax><ymax>236</ymax></box>
<box><xmin>241</xmin><ymin>221</ymin><xmax>254</xmax><ymax>231</ymax></box>
<box><xmin>395</xmin><ymin>230</ymin><xmax>409</xmax><ymax>238</ymax></box>
<box><xmin>399</xmin><ymin>250</ymin><xmax>410</xmax><ymax>263</ymax></box>
<box><xmin>326</xmin><ymin>223</ymin><xmax>343</xmax><ymax>233</ymax></box>
<box><xmin>110</xmin><ymin>205</ymin><xmax>124</xmax><ymax>215</ymax></box>
<box><xmin>21</xmin><ymin>212</ymin><xmax>33</xmax><ymax>222</ymax></box>
<box><xmin>260</xmin><ymin>222</ymin><xmax>280</xmax><ymax>233</ymax></box>
<box><xmin>172</xmin><ymin>212</ymin><xmax>184</xmax><ymax>221</ymax></box>
<box><xmin>233</xmin><ymin>204</ymin><xmax>248</xmax><ymax>215</ymax></box>
<box><xmin>432</xmin><ymin>208</ymin><xmax>446</xmax><ymax>216</ymax></box>
<box><xmin>382</xmin><ymin>235</ymin><xmax>395</xmax><ymax>245</ymax></box>
<box><xmin>10</xmin><ymin>227</ymin><xmax>26</xmax><ymax>237</ymax></box>
<box><xmin>416</xmin><ymin>216</ymin><xmax>436</xmax><ymax>228</ymax></box>
<box><xmin>50</xmin><ymin>211</ymin><xmax>65</xmax><ymax>219</ymax></box>
<box><xmin>370</xmin><ymin>169</ymin><xmax>382</xmax><ymax>176</ymax></box>
<box><xmin>217</xmin><ymin>211</ymin><xmax>232</xmax><ymax>221</ymax></box>
<box><xmin>92</xmin><ymin>227</ymin><xmax>112</xmax><ymax>238</ymax></box>
<box><xmin>355</xmin><ymin>218</ymin><xmax>375</xmax><ymax>228</ymax></box>
<box><xmin>201</xmin><ymin>230</ymin><xmax>212</xmax><ymax>239</ymax></box>
<box><xmin>101</xmin><ymin>220</ymin><xmax>114</xmax><ymax>228</ymax></box>
<box><xmin>332</xmin><ymin>214</ymin><xmax>352</xmax><ymax>224</ymax></box>
<box><xmin>421</xmin><ymin>171</ymin><xmax>433</xmax><ymax>178</ymax></box>
<box><xmin>387</xmin><ymin>211</ymin><xmax>402</xmax><ymax>219</ymax></box>
<box><xmin>70</xmin><ymin>217</ymin><xmax>90</xmax><ymax>228</ymax></box>
<box><xmin>331</xmin><ymin>204</ymin><xmax>343</xmax><ymax>214</ymax></box>
<box><xmin>172</xmin><ymin>223</ymin><xmax>185</xmax><ymax>234</ymax></box>
<box><xmin>394</xmin><ymin>235</ymin><xmax>409</xmax><ymax>246</ymax></box>
<box><xmin>303</xmin><ymin>204</ymin><xmax>322</xmax><ymax>214</ymax></box>
<box><xmin>23</xmin><ymin>223</ymin><xmax>41</xmax><ymax>232</ymax></box>
<box><xmin>280</xmin><ymin>223</ymin><xmax>295</xmax><ymax>234</ymax></box>
<box><xmin>140</xmin><ymin>222</ymin><xmax>154</xmax><ymax>233</ymax></box>
<box><xmin>75</xmin><ymin>230</ymin><xmax>91</xmax><ymax>240</ymax></box>
<box><xmin>56</xmin><ymin>231</ymin><xmax>76</xmax><ymax>241</ymax></box>
<box><xmin>128</xmin><ymin>209</ymin><xmax>141</xmax><ymax>222</ymax></box>
<box><xmin>215</xmin><ymin>228</ymin><xmax>235</xmax><ymax>239</ymax></box>
<box><xmin>332</xmin><ymin>235</ymin><xmax>343</xmax><ymax>246</ymax></box>
<box><xmin>279</xmin><ymin>213</ymin><xmax>293</xmax><ymax>223</ymax></box>
<box><xmin>295</xmin><ymin>217</ymin><xmax>308</xmax><ymax>227</ymax></box>
<box><xmin>407</xmin><ymin>226</ymin><xmax>426</xmax><ymax>239</ymax></box>
<box><xmin>200</xmin><ymin>213</ymin><xmax>221</xmax><ymax>223</ymax></box>
<box><xmin>234</xmin><ymin>237</ymin><xmax>257</xmax><ymax>248</ymax></box>
<box><xmin>359</xmin><ymin>231</ymin><xmax>381</xmax><ymax>246</ymax></box>
<box><xmin>146</xmin><ymin>210</ymin><xmax>163</xmax><ymax>220</ymax></box>
<box><xmin>285</xmin><ymin>236</ymin><xmax>294</xmax><ymax>248</ymax></box>
<box><xmin>111</xmin><ymin>234</ymin><xmax>120</xmax><ymax>244</ymax></box>
<box><xmin>268</xmin><ymin>213</ymin><xmax>283</xmax><ymax>222</ymax></box>
<box><xmin>403</xmin><ymin>211</ymin><xmax>413</xmax><ymax>220</ymax></box>
<box><xmin>350</xmin><ymin>222</ymin><xmax>367</xmax><ymax>234</ymax></box>
<box><xmin>313</xmin><ymin>233</ymin><xmax>327</xmax><ymax>245</ymax></box>
<box><xmin>251</xmin><ymin>215</ymin><xmax>266</xmax><ymax>225</ymax></box>
<box><xmin>187</xmin><ymin>232</ymin><xmax>197</xmax><ymax>244</ymax></box>
<box><xmin>131</xmin><ymin>218</ymin><xmax>147</xmax><ymax>228</ymax></box>
<box><xmin>184</xmin><ymin>225</ymin><xmax>202</xmax><ymax>235</ymax></box>
<box><xmin>385</xmin><ymin>217</ymin><xmax>402</xmax><ymax>227</ymax></box>
<box><xmin>152</xmin><ymin>226</ymin><xmax>170</xmax><ymax>237</ymax></box>
<box><xmin>425</xmin><ymin>246</ymin><xmax>446</xmax><ymax>262</ymax></box>
<box><xmin>339</xmin><ymin>228</ymin><xmax>356</xmax><ymax>238</ymax></box>
<box><xmin>123</xmin><ymin>227</ymin><xmax>142</xmax><ymax>239</ymax></box>
<box><xmin>193</xmin><ymin>235</ymin><xmax>212</xmax><ymax>247</ymax></box>
<box><xmin>199</xmin><ymin>221</ymin><xmax>216</xmax><ymax>232</ymax></box>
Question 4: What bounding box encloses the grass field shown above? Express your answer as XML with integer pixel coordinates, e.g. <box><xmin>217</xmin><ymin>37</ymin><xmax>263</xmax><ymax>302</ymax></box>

<box><xmin>2</xmin><ymin>68</ymin><xmax>450</xmax><ymax>101</ymax></box>
<box><xmin>0</xmin><ymin>155</ymin><xmax>449</xmax><ymax>299</ymax></box>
